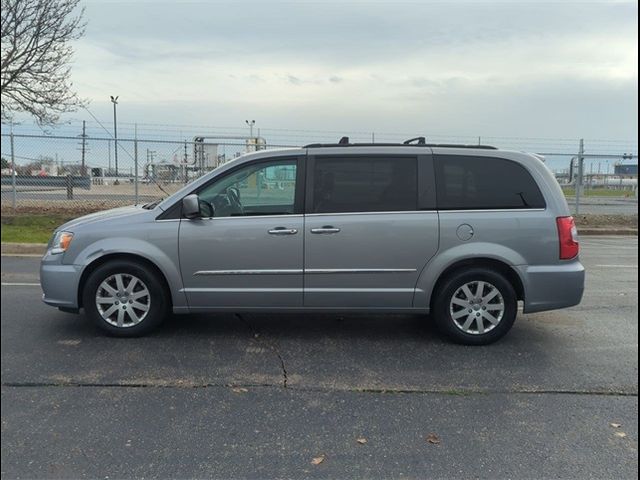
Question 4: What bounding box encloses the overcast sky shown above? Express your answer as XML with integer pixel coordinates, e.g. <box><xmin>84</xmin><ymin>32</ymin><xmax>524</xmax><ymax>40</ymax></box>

<box><xmin>61</xmin><ymin>0</ymin><xmax>638</xmax><ymax>141</ymax></box>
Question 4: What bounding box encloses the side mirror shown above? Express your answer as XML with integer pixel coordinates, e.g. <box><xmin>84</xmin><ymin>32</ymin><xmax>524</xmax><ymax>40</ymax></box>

<box><xmin>182</xmin><ymin>194</ymin><xmax>201</xmax><ymax>219</ymax></box>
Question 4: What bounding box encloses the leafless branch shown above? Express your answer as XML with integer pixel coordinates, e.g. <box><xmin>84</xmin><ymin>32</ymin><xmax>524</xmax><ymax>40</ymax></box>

<box><xmin>1</xmin><ymin>0</ymin><xmax>86</xmax><ymax>124</ymax></box>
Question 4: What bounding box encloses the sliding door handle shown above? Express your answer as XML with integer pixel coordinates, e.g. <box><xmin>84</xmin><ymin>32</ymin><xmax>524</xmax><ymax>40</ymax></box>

<box><xmin>268</xmin><ymin>227</ymin><xmax>298</xmax><ymax>235</ymax></box>
<box><xmin>311</xmin><ymin>226</ymin><xmax>341</xmax><ymax>234</ymax></box>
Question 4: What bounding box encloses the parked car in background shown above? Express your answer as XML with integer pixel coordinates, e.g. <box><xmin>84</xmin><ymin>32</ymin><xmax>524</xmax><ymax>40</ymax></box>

<box><xmin>40</xmin><ymin>137</ymin><xmax>585</xmax><ymax>345</ymax></box>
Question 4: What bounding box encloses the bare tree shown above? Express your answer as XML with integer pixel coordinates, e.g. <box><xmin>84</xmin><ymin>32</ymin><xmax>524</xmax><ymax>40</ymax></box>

<box><xmin>1</xmin><ymin>0</ymin><xmax>86</xmax><ymax>124</ymax></box>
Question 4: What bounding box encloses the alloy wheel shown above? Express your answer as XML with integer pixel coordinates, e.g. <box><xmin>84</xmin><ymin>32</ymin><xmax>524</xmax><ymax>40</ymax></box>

<box><xmin>449</xmin><ymin>281</ymin><xmax>505</xmax><ymax>335</ymax></box>
<box><xmin>95</xmin><ymin>273</ymin><xmax>151</xmax><ymax>328</ymax></box>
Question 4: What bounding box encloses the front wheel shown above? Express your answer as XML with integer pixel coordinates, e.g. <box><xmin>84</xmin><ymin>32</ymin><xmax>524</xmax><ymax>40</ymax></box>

<box><xmin>433</xmin><ymin>268</ymin><xmax>518</xmax><ymax>345</ymax></box>
<box><xmin>82</xmin><ymin>260</ymin><xmax>169</xmax><ymax>337</ymax></box>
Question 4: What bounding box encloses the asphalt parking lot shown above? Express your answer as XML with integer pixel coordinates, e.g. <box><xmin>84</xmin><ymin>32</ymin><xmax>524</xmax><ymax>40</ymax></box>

<box><xmin>1</xmin><ymin>236</ymin><xmax>638</xmax><ymax>479</ymax></box>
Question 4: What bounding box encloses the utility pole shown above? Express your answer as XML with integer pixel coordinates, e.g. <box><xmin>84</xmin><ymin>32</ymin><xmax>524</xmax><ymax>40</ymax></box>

<box><xmin>110</xmin><ymin>95</ymin><xmax>119</xmax><ymax>177</ymax></box>
<box><xmin>108</xmin><ymin>139</ymin><xmax>112</xmax><ymax>175</ymax></box>
<box><xmin>146</xmin><ymin>149</ymin><xmax>156</xmax><ymax>180</ymax></box>
<box><xmin>79</xmin><ymin>120</ymin><xmax>87</xmax><ymax>176</ymax></box>
<box><xmin>183</xmin><ymin>140</ymin><xmax>189</xmax><ymax>183</ymax></box>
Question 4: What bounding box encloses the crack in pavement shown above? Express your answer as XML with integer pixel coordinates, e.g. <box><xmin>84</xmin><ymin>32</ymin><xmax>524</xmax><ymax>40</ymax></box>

<box><xmin>1</xmin><ymin>381</ymin><xmax>637</xmax><ymax>397</ymax></box>
<box><xmin>235</xmin><ymin>313</ymin><xmax>288</xmax><ymax>388</ymax></box>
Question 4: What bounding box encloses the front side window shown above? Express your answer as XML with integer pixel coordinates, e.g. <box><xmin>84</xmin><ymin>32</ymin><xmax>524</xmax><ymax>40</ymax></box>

<box><xmin>434</xmin><ymin>155</ymin><xmax>546</xmax><ymax>210</ymax></box>
<box><xmin>197</xmin><ymin>159</ymin><xmax>297</xmax><ymax>217</ymax></box>
<box><xmin>311</xmin><ymin>156</ymin><xmax>418</xmax><ymax>213</ymax></box>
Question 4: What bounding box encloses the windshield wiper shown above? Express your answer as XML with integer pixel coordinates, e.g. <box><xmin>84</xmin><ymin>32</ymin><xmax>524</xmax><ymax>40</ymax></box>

<box><xmin>142</xmin><ymin>199</ymin><xmax>163</xmax><ymax>209</ymax></box>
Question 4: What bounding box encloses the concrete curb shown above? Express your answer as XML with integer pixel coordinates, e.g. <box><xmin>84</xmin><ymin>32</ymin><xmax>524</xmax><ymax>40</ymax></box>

<box><xmin>1</xmin><ymin>243</ymin><xmax>47</xmax><ymax>255</ymax></box>
<box><xmin>1</xmin><ymin>228</ymin><xmax>637</xmax><ymax>256</ymax></box>
<box><xmin>578</xmin><ymin>228</ymin><xmax>638</xmax><ymax>236</ymax></box>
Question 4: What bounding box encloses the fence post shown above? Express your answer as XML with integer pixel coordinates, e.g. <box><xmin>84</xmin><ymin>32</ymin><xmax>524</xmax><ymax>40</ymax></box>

<box><xmin>10</xmin><ymin>127</ymin><xmax>16</xmax><ymax>211</ymax></box>
<box><xmin>134</xmin><ymin>126</ymin><xmax>139</xmax><ymax>205</ymax></box>
<box><xmin>66</xmin><ymin>174</ymin><xmax>73</xmax><ymax>200</ymax></box>
<box><xmin>575</xmin><ymin>138</ymin><xmax>584</xmax><ymax>215</ymax></box>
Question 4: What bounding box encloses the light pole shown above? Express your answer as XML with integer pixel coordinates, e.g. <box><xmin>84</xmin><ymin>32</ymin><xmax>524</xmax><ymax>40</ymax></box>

<box><xmin>245</xmin><ymin>119</ymin><xmax>255</xmax><ymax>138</ymax></box>
<box><xmin>110</xmin><ymin>95</ymin><xmax>119</xmax><ymax>177</ymax></box>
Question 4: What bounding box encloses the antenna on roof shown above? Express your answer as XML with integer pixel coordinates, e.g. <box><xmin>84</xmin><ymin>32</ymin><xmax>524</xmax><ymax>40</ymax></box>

<box><xmin>403</xmin><ymin>137</ymin><xmax>426</xmax><ymax>145</ymax></box>
<box><xmin>338</xmin><ymin>136</ymin><xmax>350</xmax><ymax>145</ymax></box>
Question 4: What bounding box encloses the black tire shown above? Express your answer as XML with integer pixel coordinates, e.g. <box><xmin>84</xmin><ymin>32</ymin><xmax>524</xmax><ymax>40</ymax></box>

<box><xmin>433</xmin><ymin>267</ymin><xmax>518</xmax><ymax>345</ymax></box>
<box><xmin>82</xmin><ymin>260</ymin><xmax>169</xmax><ymax>337</ymax></box>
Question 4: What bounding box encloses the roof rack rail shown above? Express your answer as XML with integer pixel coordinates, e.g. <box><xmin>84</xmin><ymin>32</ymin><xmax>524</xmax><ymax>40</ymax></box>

<box><xmin>304</xmin><ymin>137</ymin><xmax>498</xmax><ymax>150</ymax></box>
<box><xmin>403</xmin><ymin>136</ymin><xmax>426</xmax><ymax>145</ymax></box>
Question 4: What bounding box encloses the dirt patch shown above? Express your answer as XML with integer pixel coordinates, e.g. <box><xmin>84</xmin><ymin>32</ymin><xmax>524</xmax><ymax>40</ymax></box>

<box><xmin>574</xmin><ymin>214</ymin><xmax>638</xmax><ymax>228</ymax></box>
<box><xmin>1</xmin><ymin>202</ymin><xmax>129</xmax><ymax>217</ymax></box>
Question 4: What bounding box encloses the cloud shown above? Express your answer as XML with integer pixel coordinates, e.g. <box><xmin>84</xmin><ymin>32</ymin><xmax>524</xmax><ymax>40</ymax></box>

<box><xmin>63</xmin><ymin>0</ymin><xmax>637</xmax><ymax>141</ymax></box>
<box><xmin>286</xmin><ymin>75</ymin><xmax>303</xmax><ymax>86</ymax></box>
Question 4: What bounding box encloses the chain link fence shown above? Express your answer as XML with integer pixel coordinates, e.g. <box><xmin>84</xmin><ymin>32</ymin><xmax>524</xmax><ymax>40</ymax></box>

<box><xmin>1</xmin><ymin>131</ymin><xmax>637</xmax><ymax>215</ymax></box>
<box><xmin>0</xmin><ymin>133</ymin><xmax>295</xmax><ymax>213</ymax></box>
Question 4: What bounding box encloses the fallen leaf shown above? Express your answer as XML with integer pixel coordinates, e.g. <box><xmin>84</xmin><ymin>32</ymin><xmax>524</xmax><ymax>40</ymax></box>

<box><xmin>614</xmin><ymin>432</ymin><xmax>628</xmax><ymax>438</ymax></box>
<box><xmin>356</xmin><ymin>437</ymin><xmax>367</xmax><ymax>445</ymax></box>
<box><xmin>311</xmin><ymin>455</ymin><xmax>326</xmax><ymax>465</ymax></box>
<box><xmin>610</xmin><ymin>423</ymin><xmax>622</xmax><ymax>428</ymax></box>
<box><xmin>231</xmin><ymin>387</ymin><xmax>248</xmax><ymax>393</ymax></box>
<box><xmin>426</xmin><ymin>433</ymin><xmax>441</xmax><ymax>445</ymax></box>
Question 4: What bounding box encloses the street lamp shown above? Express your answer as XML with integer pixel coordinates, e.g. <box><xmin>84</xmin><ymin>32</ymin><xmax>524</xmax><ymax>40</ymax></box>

<box><xmin>245</xmin><ymin>119</ymin><xmax>255</xmax><ymax>138</ymax></box>
<box><xmin>110</xmin><ymin>95</ymin><xmax>119</xmax><ymax>177</ymax></box>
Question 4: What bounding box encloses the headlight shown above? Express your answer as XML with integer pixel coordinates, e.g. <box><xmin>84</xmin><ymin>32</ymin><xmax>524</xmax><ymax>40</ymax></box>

<box><xmin>50</xmin><ymin>231</ymin><xmax>74</xmax><ymax>254</ymax></box>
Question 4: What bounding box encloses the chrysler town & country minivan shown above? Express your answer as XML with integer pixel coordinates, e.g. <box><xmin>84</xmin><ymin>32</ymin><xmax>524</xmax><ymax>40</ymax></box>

<box><xmin>40</xmin><ymin>138</ymin><xmax>585</xmax><ymax>345</ymax></box>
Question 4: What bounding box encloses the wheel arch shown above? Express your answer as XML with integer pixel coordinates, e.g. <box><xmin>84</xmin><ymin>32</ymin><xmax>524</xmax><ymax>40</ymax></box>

<box><xmin>414</xmin><ymin>244</ymin><xmax>528</xmax><ymax>310</ymax></box>
<box><xmin>428</xmin><ymin>258</ymin><xmax>525</xmax><ymax>311</ymax></box>
<box><xmin>77</xmin><ymin>253</ymin><xmax>174</xmax><ymax>309</ymax></box>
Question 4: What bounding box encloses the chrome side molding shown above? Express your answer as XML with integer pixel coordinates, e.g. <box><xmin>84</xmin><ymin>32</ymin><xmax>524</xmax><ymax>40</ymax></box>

<box><xmin>193</xmin><ymin>268</ymin><xmax>417</xmax><ymax>276</ymax></box>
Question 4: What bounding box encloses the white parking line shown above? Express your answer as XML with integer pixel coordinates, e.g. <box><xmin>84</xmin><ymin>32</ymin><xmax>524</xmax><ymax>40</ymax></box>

<box><xmin>1</xmin><ymin>282</ymin><xmax>41</xmax><ymax>286</ymax></box>
<box><xmin>582</xmin><ymin>246</ymin><xmax>639</xmax><ymax>251</ymax></box>
<box><xmin>0</xmin><ymin>254</ymin><xmax>43</xmax><ymax>258</ymax></box>
<box><xmin>594</xmin><ymin>265</ymin><xmax>638</xmax><ymax>268</ymax></box>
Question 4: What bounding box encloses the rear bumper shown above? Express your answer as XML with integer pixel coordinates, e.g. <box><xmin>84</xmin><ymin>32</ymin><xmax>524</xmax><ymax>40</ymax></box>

<box><xmin>517</xmin><ymin>260</ymin><xmax>585</xmax><ymax>313</ymax></box>
<box><xmin>40</xmin><ymin>257</ymin><xmax>82</xmax><ymax>309</ymax></box>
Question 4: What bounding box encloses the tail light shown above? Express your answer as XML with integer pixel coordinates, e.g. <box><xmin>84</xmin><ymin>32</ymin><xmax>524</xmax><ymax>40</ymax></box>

<box><xmin>556</xmin><ymin>216</ymin><xmax>579</xmax><ymax>260</ymax></box>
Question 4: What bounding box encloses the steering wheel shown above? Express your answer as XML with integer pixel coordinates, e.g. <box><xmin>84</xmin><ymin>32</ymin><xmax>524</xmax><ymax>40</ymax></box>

<box><xmin>226</xmin><ymin>186</ymin><xmax>244</xmax><ymax>215</ymax></box>
<box><xmin>198</xmin><ymin>198</ymin><xmax>215</xmax><ymax>218</ymax></box>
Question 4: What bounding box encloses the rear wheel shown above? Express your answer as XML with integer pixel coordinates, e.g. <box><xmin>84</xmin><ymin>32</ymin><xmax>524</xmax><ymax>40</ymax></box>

<box><xmin>82</xmin><ymin>260</ymin><xmax>168</xmax><ymax>337</ymax></box>
<box><xmin>433</xmin><ymin>268</ymin><xmax>517</xmax><ymax>345</ymax></box>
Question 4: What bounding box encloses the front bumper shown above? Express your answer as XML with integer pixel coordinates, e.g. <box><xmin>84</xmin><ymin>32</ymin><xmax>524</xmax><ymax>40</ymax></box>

<box><xmin>517</xmin><ymin>260</ymin><xmax>586</xmax><ymax>314</ymax></box>
<box><xmin>40</xmin><ymin>252</ymin><xmax>82</xmax><ymax>309</ymax></box>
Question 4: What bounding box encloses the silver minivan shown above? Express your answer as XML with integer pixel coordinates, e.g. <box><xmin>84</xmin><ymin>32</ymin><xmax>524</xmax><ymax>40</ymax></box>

<box><xmin>40</xmin><ymin>139</ymin><xmax>585</xmax><ymax>345</ymax></box>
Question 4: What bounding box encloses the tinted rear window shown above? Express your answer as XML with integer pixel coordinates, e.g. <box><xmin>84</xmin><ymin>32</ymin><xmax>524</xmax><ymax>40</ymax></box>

<box><xmin>434</xmin><ymin>155</ymin><xmax>546</xmax><ymax>210</ymax></box>
<box><xmin>311</xmin><ymin>156</ymin><xmax>417</xmax><ymax>213</ymax></box>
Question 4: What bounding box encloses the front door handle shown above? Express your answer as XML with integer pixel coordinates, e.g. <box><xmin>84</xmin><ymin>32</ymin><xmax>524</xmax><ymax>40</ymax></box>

<box><xmin>310</xmin><ymin>226</ymin><xmax>341</xmax><ymax>234</ymax></box>
<box><xmin>268</xmin><ymin>227</ymin><xmax>298</xmax><ymax>235</ymax></box>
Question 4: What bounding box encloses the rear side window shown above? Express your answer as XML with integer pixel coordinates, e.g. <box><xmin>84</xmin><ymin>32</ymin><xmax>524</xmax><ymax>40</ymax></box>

<box><xmin>434</xmin><ymin>156</ymin><xmax>546</xmax><ymax>210</ymax></box>
<box><xmin>311</xmin><ymin>156</ymin><xmax>417</xmax><ymax>213</ymax></box>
